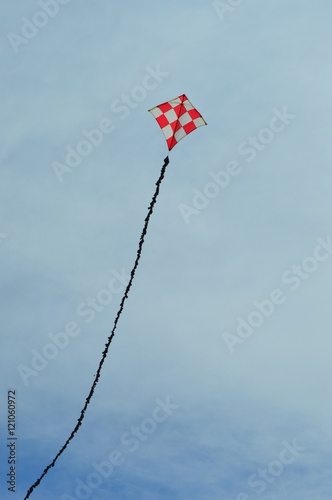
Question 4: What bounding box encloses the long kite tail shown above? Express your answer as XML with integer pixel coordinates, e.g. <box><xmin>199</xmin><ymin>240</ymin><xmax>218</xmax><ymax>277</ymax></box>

<box><xmin>24</xmin><ymin>155</ymin><xmax>170</xmax><ymax>499</ymax></box>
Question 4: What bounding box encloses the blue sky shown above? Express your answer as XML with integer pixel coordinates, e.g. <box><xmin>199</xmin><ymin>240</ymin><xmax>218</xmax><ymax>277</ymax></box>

<box><xmin>1</xmin><ymin>1</ymin><xmax>332</xmax><ymax>498</ymax></box>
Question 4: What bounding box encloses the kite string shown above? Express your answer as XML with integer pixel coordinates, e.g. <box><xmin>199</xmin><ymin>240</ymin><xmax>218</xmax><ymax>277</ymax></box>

<box><xmin>24</xmin><ymin>155</ymin><xmax>170</xmax><ymax>499</ymax></box>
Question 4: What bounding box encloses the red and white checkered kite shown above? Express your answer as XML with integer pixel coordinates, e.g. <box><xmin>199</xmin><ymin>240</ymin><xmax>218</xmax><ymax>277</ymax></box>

<box><xmin>149</xmin><ymin>94</ymin><xmax>207</xmax><ymax>151</ymax></box>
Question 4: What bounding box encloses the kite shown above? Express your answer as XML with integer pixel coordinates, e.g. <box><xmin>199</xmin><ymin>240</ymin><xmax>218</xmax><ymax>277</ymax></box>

<box><xmin>149</xmin><ymin>93</ymin><xmax>207</xmax><ymax>151</ymax></box>
<box><xmin>24</xmin><ymin>94</ymin><xmax>206</xmax><ymax>499</ymax></box>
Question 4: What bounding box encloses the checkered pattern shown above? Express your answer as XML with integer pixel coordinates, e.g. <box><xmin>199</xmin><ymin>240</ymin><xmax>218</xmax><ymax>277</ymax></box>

<box><xmin>149</xmin><ymin>94</ymin><xmax>207</xmax><ymax>151</ymax></box>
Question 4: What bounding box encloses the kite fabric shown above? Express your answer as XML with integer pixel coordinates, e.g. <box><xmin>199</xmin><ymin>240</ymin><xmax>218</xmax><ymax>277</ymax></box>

<box><xmin>149</xmin><ymin>94</ymin><xmax>207</xmax><ymax>151</ymax></box>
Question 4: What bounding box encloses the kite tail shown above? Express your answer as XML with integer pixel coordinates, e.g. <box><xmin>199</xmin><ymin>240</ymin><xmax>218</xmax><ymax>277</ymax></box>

<box><xmin>24</xmin><ymin>155</ymin><xmax>170</xmax><ymax>499</ymax></box>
